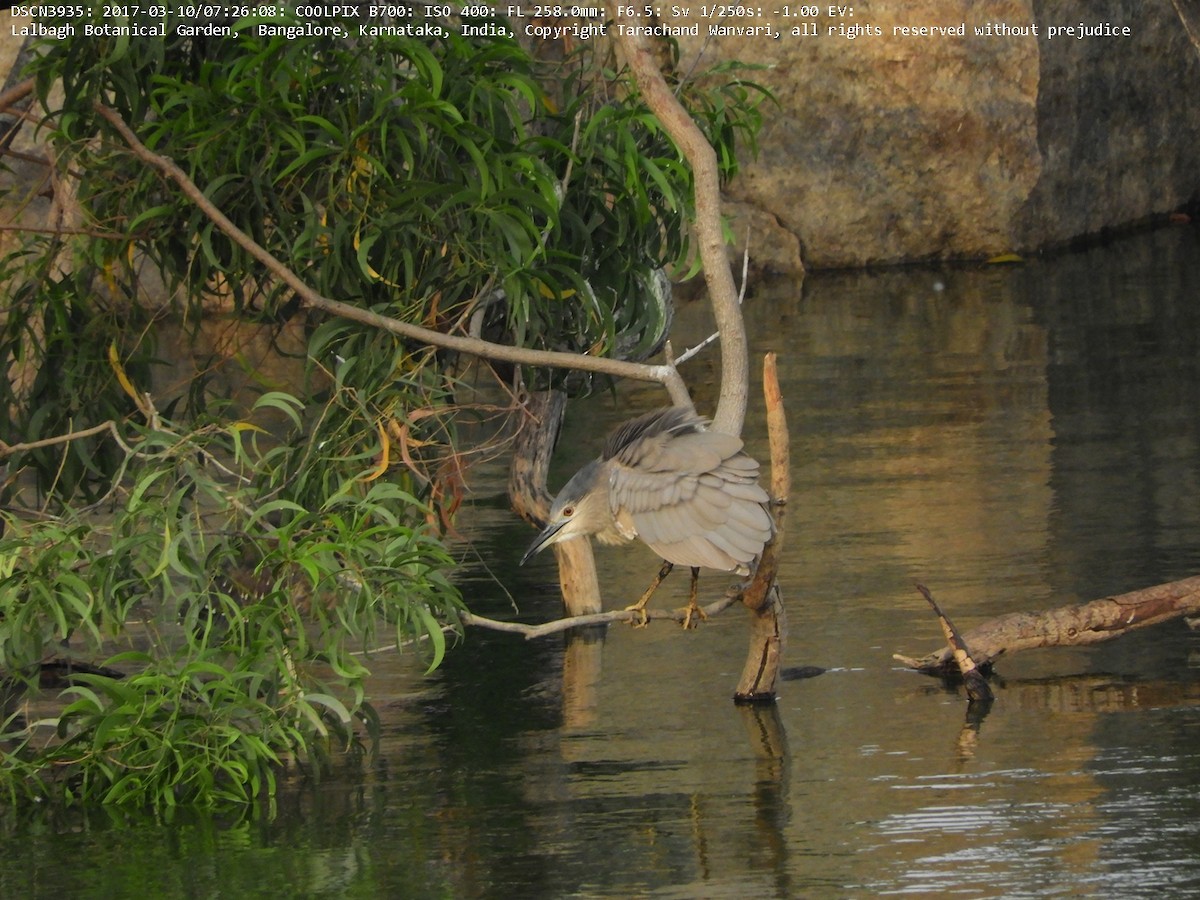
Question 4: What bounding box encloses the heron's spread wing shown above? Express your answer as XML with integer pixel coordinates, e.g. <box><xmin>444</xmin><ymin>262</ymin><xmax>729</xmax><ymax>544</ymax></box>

<box><xmin>607</xmin><ymin>424</ymin><xmax>773</xmax><ymax>572</ymax></box>
<box><xmin>601</xmin><ymin>406</ymin><xmax>702</xmax><ymax>461</ymax></box>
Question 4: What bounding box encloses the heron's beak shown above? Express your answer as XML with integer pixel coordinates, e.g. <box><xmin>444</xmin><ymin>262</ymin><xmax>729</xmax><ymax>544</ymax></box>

<box><xmin>520</xmin><ymin>520</ymin><xmax>566</xmax><ymax>565</ymax></box>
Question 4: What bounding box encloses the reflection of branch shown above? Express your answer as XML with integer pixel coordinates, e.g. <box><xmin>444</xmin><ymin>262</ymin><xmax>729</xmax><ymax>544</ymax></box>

<box><xmin>462</xmin><ymin>583</ymin><xmax>743</xmax><ymax>639</ymax></box>
<box><xmin>92</xmin><ymin>102</ymin><xmax>693</xmax><ymax>408</ymax></box>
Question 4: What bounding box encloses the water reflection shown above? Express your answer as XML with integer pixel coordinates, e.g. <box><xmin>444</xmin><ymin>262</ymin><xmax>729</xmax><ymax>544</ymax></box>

<box><xmin>5</xmin><ymin>226</ymin><xmax>1200</xmax><ymax>898</ymax></box>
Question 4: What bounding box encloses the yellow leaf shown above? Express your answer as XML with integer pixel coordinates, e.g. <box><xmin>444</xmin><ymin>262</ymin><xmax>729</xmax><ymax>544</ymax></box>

<box><xmin>535</xmin><ymin>279</ymin><xmax>575</xmax><ymax>300</ymax></box>
<box><xmin>353</xmin><ymin>226</ymin><xmax>400</xmax><ymax>287</ymax></box>
<box><xmin>101</xmin><ymin>260</ymin><xmax>118</xmax><ymax>297</ymax></box>
<box><xmin>359</xmin><ymin>420</ymin><xmax>391</xmax><ymax>482</ymax></box>
<box><xmin>108</xmin><ymin>342</ymin><xmax>145</xmax><ymax>411</ymax></box>
<box><xmin>986</xmin><ymin>252</ymin><xmax>1024</xmax><ymax>264</ymax></box>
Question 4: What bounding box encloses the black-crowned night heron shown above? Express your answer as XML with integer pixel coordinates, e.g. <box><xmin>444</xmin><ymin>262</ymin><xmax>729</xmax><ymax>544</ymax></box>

<box><xmin>521</xmin><ymin>406</ymin><xmax>773</xmax><ymax>627</ymax></box>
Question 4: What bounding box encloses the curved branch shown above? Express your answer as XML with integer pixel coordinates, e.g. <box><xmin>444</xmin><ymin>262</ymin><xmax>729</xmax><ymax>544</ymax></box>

<box><xmin>0</xmin><ymin>419</ymin><xmax>118</xmax><ymax>456</ymax></box>
<box><xmin>612</xmin><ymin>24</ymin><xmax>748</xmax><ymax>436</ymax></box>
<box><xmin>91</xmin><ymin>103</ymin><xmax>691</xmax><ymax>402</ymax></box>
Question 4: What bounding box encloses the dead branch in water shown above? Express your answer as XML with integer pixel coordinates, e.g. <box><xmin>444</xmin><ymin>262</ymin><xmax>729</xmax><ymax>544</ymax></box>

<box><xmin>914</xmin><ymin>583</ymin><xmax>993</xmax><ymax>702</ymax></box>
<box><xmin>734</xmin><ymin>353</ymin><xmax>789</xmax><ymax>702</ymax></box>
<box><xmin>896</xmin><ymin>574</ymin><xmax>1200</xmax><ymax>675</ymax></box>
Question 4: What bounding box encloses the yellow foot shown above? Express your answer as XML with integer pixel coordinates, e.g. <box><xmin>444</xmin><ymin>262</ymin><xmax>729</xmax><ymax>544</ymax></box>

<box><xmin>678</xmin><ymin>603</ymin><xmax>708</xmax><ymax>630</ymax></box>
<box><xmin>623</xmin><ymin>603</ymin><xmax>650</xmax><ymax>628</ymax></box>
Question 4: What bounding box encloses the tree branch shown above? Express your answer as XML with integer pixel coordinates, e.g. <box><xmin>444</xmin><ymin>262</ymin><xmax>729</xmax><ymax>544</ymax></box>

<box><xmin>0</xmin><ymin>420</ymin><xmax>120</xmax><ymax>457</ymax></box>
<box><xmin>734</xmin><ymin>353</ymin><xmax>788</xmax><ymax>700</ymax></box>
<box><xmin>895</xmin><ymin>575</ymin><xmax>1200</xmax><ymax>673</ymax></box>
<box><xmin>1172</xmin><ymin>0</ymin><xmax>1200</xmax><ymax>54</ymax></box>
<box><xmin>91</xmin><ymin>102</ymin><xmax>692</xmax><ymax>403</ymax></box>
<box><xmin>0</xmin><ymin>77</ymin><xmax>34</xmax><ymax>116</ymax></box>
<box><xmin>612</xmin><ymin>24</ymin><xmax>748</xmax><ymax>436</ymax></box>
<box><xmin>460</xmin><ymin>583</ymin><xmax>743</xmax><ymax>639</ymax></box>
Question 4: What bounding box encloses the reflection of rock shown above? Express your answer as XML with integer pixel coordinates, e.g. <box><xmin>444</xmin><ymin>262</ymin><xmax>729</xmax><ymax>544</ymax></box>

<box><xmin>671</xmin><ymin>0</ymin><xmax>1200</xmax><ymax>269</ymax></box>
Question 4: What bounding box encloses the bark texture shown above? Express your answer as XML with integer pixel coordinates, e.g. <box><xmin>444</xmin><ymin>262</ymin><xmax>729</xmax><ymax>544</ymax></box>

<box><xmin>896</xmin><ymin>574</ymin><xmax>1200</xmax><ymax>673</ymax></box>
<box><xmin>508</xmin><ymin>390</ymin><xmax>602</xmax><ymax>616</ymax></box>
<box><xmin>669</xmin><ymin>0</ymin><xmax>1200</xmax><ymax>269</ymax></box>
<box><xmin>735</xmin><ymin>354</ymin><xmax>789</xmax><ymax>701</ymax></box>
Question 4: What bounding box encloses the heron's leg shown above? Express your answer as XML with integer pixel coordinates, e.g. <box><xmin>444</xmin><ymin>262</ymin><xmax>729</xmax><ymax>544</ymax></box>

<box><xmin>679</xmin><ymin>567</ymin><xmax>707</xmax><ymax>630</ymax></box>
<box><xmin>624</xmin><ymin>560</ymin><xmax>674</xmax><ymax>627</ymax></box>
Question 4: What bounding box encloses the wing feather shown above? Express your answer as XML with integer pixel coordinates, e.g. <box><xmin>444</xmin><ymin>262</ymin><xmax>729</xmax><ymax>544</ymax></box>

<box><xmin>602</xmin><ymin>409</ymin><xmax>773</xmax><ymax>572</ymax></box>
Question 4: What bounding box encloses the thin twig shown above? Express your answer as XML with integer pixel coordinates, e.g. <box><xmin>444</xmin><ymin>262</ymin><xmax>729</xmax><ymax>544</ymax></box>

<box><xmin>0</xmin><ymin>420</ymin><xmax>117</xmax><ymax>456</ymax></box>
<box><xmin>538</xmin><ymin>107</ymin><xmax>583</xmax><ymax>249</ymax></box>
<box><xmin>0</xmin><ymin>223</ymin><xmax>131</xmax><ymax>239</ymax></box>
<box><xmin>1172</xmin><ymin>0</ymin><xmax>1200</xmax><ymax>53</ymax></box>
<box><xmin>0</xmin><ymin>148</ymin><xmax>48</xmax><ymax>168</ymax></box>
<box><xmin>460</xmin><ymin>583</ymin><xmax>743</xmax><ymax>640</ymax></box>
<box><xmin>349</xmin><ymin>622</ymin><xmax>461</xmax><ymax>656</ymax></box>
<box><xmin>673</xmin><ymin>235</ymin><xmax>752</xmax><ymax>369</ymax></box>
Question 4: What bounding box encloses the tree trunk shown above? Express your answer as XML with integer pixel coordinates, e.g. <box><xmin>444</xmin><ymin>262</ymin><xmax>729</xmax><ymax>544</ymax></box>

<box><xmin>508</xmin><ymin>390</ymin><xmax>602</xmax><ymax>616</ymax></box>
<box><xmin>611</xmin><ymin>21</ymin><xmax>746</xmax><ymax>438</ymax></box>
<box><xmin>614</xmin><ymin>21</ymin><xmax>788</xmax><ymax>700</ymax></box>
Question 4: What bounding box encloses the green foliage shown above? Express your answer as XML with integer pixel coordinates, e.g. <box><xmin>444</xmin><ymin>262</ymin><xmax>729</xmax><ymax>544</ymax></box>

<box><xmin>26</xmin><ymin>15</ymin><xmax>768</xmax><ymax>382</ymax></box>
<box><xmin>0</xmin><ymin>14</ymin><xmax>768</xmax><ymax>807</ymax></box>
<box><xmin>0</xmin><ymin>392</ymin><xmax>457</xmax><ymax>806</ymax></box>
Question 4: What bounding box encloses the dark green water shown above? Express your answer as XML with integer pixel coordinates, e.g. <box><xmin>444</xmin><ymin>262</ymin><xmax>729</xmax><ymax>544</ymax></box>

<box><xmin>4</xmin><ymin>226</ymin><xmax>1200</xmax><ymax>898</ymax></box>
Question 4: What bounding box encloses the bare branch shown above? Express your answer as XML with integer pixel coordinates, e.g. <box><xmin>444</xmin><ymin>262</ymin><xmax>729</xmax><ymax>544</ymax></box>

<box><xmin>0</xmin><ymin>420</ymin><xmax>119</xmax><ymax>457</ymax></box>
<box><xmin>461</xmin><ymin>583</ymin><xmax>744</xmax><ymax>639</ymax></box>
<box><xmin>915</xmin><ymin>583</ymin><xmax>993</xmax><ymax>702</ymax></box>
<box><xmin>896</xmin><ymin>574</ymin><xmax>1200</xmax><ymax>673</ymax></box>
<box><xmin>1172</xmin><ymin>0</ymin><xmax>1200</xmax><ymax>54</ymax></box>
<box><xmin>734</xmin><ymin>353</ymin><xmax>789</xmax><ymax>700</ymax></box>
<box><xmin>612</xmin><ymin>24</ymin><xmax>748</xmax><ymax>435</ymax></box>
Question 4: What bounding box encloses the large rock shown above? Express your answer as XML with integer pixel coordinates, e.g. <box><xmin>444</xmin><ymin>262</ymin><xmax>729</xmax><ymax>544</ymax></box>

<box><xmin>669</xmin><ymin>0</ymin><xmax>1200</xmax><ymax>270</ymax></box>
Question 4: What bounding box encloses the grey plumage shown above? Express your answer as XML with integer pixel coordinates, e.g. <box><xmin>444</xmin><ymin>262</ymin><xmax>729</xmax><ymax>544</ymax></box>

<box><xmin>521</xmin><ymin>407</ymin><xmax>773</xmax><ymax>575</ymax></box>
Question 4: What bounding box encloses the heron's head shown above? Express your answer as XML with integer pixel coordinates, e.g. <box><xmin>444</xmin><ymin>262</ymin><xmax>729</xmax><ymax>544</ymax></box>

<box><xmin>520</xmin><ymin>461</ymin><xmax>607</xmax><ymax>565</ymax></box>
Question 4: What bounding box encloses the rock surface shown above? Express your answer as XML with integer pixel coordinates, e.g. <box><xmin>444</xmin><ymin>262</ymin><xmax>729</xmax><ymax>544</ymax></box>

<box><xmin>669</xmin><ymin>0</ymin><xmax>1200</xmax><ymax>270</ymax></box>
<box><xmin>4</xmin><ymin>4</ymin><xmax>1199</xmax><ymax>274</ymax></box>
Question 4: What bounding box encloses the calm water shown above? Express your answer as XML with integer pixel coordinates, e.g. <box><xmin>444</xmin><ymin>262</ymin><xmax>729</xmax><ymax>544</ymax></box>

<box><xmin>5</xmin><ymin>226</ymin><xmax>1200</xmax><ymax>898</ymax></box>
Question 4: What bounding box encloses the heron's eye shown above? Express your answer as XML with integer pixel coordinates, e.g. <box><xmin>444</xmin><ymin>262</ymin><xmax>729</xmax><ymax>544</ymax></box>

<box><xmin>563</xmin><ymin>506</ymin><xmax>575</xmax><ymax>517</ymax></box>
